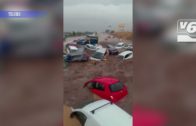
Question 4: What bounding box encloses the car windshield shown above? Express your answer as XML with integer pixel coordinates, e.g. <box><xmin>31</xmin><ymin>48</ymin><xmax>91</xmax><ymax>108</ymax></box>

<box><xmin>110</xmin><ymin>82</ymin><xmax>124</xmax><ymax>92</ymax></box>
<box><xmin>92</xmin><ymin>52</ymin><xmax>104</xmax><ymax>59</ymax></box>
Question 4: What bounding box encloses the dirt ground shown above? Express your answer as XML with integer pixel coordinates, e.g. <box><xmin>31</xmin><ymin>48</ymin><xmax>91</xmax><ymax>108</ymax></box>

<box><xmin>64</xmin><ymin>33</ymin><xmax>133</xmax><ymax>114</ymax></box>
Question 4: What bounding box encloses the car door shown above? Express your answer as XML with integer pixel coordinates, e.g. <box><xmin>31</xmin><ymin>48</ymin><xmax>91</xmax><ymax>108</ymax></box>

<box><xmin>91</xmin><ymin>82</ymin><xmax>106</xmax><ymax>98</ymax></box>
<box><xmin>84</xmin><ymin>81</ymin><xmax>106</xmax><ymax>99</ymax></box>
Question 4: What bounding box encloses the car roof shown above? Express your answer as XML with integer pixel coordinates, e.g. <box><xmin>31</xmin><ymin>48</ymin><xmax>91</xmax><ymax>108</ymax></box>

<box><xmin>69</xmin><ymin>45</ymin><xmax>78</xmax><ymax>50</ymax></box>
<box><xmin>82</xmin><ymin>100</ymin><xmax>110</xmax><ymax>112</ymax></box>
<box><xmin>119</xmin><ymin>51</ymin><xmax>133</xmax><ymax>57</ymax></box>
<box><xmin>82</xmin><ymin>100</ymin><xmax>132</xmax><ymax>126</ymax></box>
<box><xmin>92</xmin><ymin>76</ymin><xmax>119</xmax><ymax>85</ymax></box>
<box><xmin>96</xmin><ymin>47</ymin><xmax>106</xmax><ymax>53</ymax></box>
<box><xmin>117</xmin><ymin>42</ymin><xmax>124</xmax><ymax>45</ymax></box>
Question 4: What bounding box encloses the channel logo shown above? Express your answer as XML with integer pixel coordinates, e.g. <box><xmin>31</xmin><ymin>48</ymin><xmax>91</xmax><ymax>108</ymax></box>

<box><xmin>177</xmin><ymin>19</ymin><xmax>196</xmax><ymax>42</ymax></box>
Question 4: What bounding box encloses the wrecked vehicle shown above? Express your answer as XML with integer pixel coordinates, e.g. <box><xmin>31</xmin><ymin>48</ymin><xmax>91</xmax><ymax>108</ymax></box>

<box><xmin>90</xmin><ymin>48</ymin><xmax>107</xmax><ymax>61</ymax></box>
<box><xmin>86</xmin><ymin>34</ymin><xmax>99</xmax><ymax>45</ymax></box>
<box><xmin>64</xmin><ymin>52</ymin><xmax>89</xmax><ymax>62</ymax></box>
<box><xmin>65</xmin><ymin>43</ymin><xmax>80</xmax><ymax>54</ymax></box>
<box><xmin>84</xmin><ymin>76</ymin><xmax>128</xmax><ymax>103</ymax></box>
<box><xmin>124</xmin><ymin>43</ymin><xmax>133</xmax><ymax>51</ymax></box>
<box><xmin>70</xmin><ymin>100</ymin><xmax>132</xmax><ymax>126</ymax></box>
<box><xmin>77</xmin><ymin>39</ymin><xmax>88</xmax><ymax>45</ymax></box>
<box><xmin>85</xmin><ymin>44</ymin><xmax>102</xmax><ymax>51</ymax></box>
<box><xmin>118</xmin><ymin>51</ymin><xmax>133</xmax><ymax>60</ymax></box>
<box><xmin>106</xmin><ymin>44</ymin><xmax>119</xmax><ymax>55</ymax></box>
<box><xmin>115</xmin><ymin>42</ymin><xmax>126</xmax><ymax>50</ymax></box>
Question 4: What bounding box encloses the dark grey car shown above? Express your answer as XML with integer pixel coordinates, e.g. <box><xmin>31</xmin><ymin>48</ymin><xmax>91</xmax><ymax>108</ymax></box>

<box><xmin>107</xmin><ymin>44</ymin><xmax>119</xmax><ymax>55</ymax></box>
<box><xmin>64</xmin><ymin>53</ymin><xmax>89</xmax><ymax>62</ymax></box>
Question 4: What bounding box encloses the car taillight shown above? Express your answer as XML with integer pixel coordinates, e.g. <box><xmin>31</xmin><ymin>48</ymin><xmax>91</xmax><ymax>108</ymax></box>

<box><xmin>110</xmin><ymin>96</ymin><xmax>114</xmax><ymax>99</ymax></box>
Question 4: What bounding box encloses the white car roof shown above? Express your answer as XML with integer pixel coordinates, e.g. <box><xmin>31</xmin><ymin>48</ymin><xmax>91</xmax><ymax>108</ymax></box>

<box><xmin>96</xmin><ymin>48</ymin><xmax>106</xmax><ymax>54</ymax></box>
<box><xmin>117</xmin><ymin>42</ymin><xmax>124</xmax><ymax>45</ymax></box>
<box><xmin>69</xmin><ymin>45</ymin><xmax>78</xmax><ymax>50</ymax></box>
<box><xmin>82</xmin><ymin>100</ymin><xmax>132</xmax><ymax>126</ymax></box>
<box><xmin>119</xmin><ymin>51</ymin><xmax>133</xmax><ymax>57</ymax></box>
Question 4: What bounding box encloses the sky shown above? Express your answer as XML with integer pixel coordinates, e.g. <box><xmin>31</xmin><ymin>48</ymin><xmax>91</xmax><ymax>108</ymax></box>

<box><xmin>64</xmin><ymin>0</ymin><xmax>132</xmax><ymax>32</ymax></box>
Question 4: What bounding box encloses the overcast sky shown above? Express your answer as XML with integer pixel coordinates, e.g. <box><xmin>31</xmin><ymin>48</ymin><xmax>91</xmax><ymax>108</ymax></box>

<box><xmin>64</xmin><ymin>0</ymin><xmax>132</xmax><ymax>32</ymax></box>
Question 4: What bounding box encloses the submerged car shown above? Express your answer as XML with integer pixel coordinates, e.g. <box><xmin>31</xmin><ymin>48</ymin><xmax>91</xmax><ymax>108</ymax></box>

<box><xmin>106</xmin><ymin>44</ymin><xmax>119</xmax><ymax>55</ymax></box>
<box><xmin>90</xmin><ymin>48</ymin><xmax>107</xmax><ymax>61</ymax></box>
<box><xmin>70</xmin><ymin>100</ymin><xmax>132</xmax><ymax>126</ymax></box>
<box><xmin>85</xmin><ymin>44</ymin><xmax>102</xmax><ymax>51</ymax></box>
<box><xmin>77</xmin><ymin>39</ymin><xmax>88</xmax><ymax>45</ymax></box>
<box><xmin>124</xmin><ymin>43</ymin><xmax>133</xmax><ymax>51</ymax></box>
<box><xmin>115</xmin><ymin>42</ymin><xmax>126</xmax><ymax>49</ymax></box>
<box><xmin>118</xmin><ymin>51</ymin><xmax>133</xmax><ymax>60</ymax></box>
<box><xmin>64</xmin><ymin>53</ymin><xmax>89</xmax><ymax>62</ymax></box>
<box><xmin>84</xmin><ymin>77</ymin><xmax>128</xmax><ymax>102</ymax></box>
<box><xmin>65</xmin><ymin>43</ymin><xmax>79</xmax><ymax>54</ymax></box>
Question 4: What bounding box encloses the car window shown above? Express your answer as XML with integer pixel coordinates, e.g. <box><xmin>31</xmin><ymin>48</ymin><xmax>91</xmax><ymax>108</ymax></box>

<box><xmin>125</xmin><ymin>54</ymin><xmax>131</xmax><ymax>59</ymax></box>
<box><xmin>110</xmin><ymin>82</ymin><xmax>124</xmax><ymax>92</ymax></box>
<box><xmin>91</xmin><ymin>82</ymin><xmax>104</xmax><ymax>91</ymax></box>
<box><xmin>96</xmin><ymin>83</ymin><xmax>105</xmax><ymax>91</ymax></box>
<box><xmin>75</xmin><ymin>112</ymin><xmax>87</xmax><ymax>126</ymax></box>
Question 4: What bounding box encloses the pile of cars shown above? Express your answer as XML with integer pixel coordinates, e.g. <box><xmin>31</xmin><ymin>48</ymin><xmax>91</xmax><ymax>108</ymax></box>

<box><xmin>64</xmin><ymin>37</ymin><xmax>133</xmax><ymax>63</ymax></box>
<box><xmin>64</xmin><ymin>43</ymin><xmax>89</xmax><ymax>62</ymax></box>
<box><xmin>69</xmin><ymin>76</ymin><xmax>132</xmax><ymax>126</ymax></box>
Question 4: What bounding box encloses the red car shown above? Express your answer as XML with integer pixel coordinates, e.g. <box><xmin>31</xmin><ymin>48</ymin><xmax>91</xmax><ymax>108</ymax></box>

<box><xmin>84</xmin><ymin>77</ymin><xmax>128</xmax><ymax>103</ymax></box>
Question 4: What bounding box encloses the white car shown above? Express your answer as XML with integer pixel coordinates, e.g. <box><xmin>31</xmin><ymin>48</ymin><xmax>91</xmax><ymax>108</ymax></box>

<box><xmin>85</xmin><ymin>44</ymin><xmax>102</xmax><ymax>51</ymax></box>
<box><xmin>115</xmin><ymin>42</ymin><xmax>126</xmax><ymax>49</ymax></box>
<box><xmin>118</xmin><ymin>51</ymin><xmax>133</xmax><ymax>60</ymax></box>
<box><xmin>124</xmin><ymin>43</ymin><xmax>133</xmax><ymax>51</ymax></box>
<box><xmin>70</xmin><ymin>100</ymin><xmax>132</xmax><ymax>126</ymax></box>
<box><xmin>90</xmin><ymin>48</ymin><xmax>107</xmax><ymax>61</ymax></box>
<box><xmin>66</xmin><ymin>45</ymin><xmax>78</xmax><ymax>54</ymax></box>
